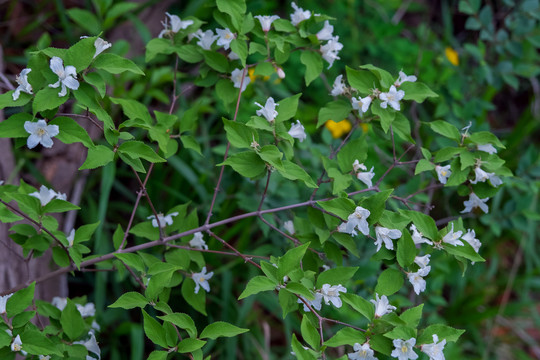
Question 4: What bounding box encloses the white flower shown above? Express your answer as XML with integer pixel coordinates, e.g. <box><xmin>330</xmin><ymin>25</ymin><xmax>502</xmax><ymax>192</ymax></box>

<box><xmin>0</xmin><ymin>180</ymin><xmax>3</xmax><ymax>185</ymax></box>
<box><xmin>48</xmin><ymin>56</ymin><xmax>79</xmax><ymax>97</ymax></box>
<box><xmin>30</xmin><ymin>185</ymin><xmax>64</xmax><ymax>206</ymax></box>
<box><xmin>255</xmin><ymin>15</ymin><xmax>280</xmax><ymax>32</ymax></box>
<box><xmin>461</xmin><ymin>193</ymin><xmax>489</xmax><ymax>214</ymax></box>
<box><xmin>316</xmin><ymin>20</ymin><xmax>334</xmax><ymax>40</ymax></box>
<box><xmin>276</xmin><ymin>67</ymin><xmax>286</xmax><ymax>79</ymax></box>
<box><xmin>76</xmin><ymin>302</ymin><xmax>96</xmax><ymax>317</ymax></box>
<box><xmin>192</xmin><ymin>266</ymin><xmax>213</xmax><ymax>294</ymax></box>
<box><xmin>11</xmin><ymin>334</ymin><xmax>24</xmax><ymax>353</ymax></box>
<box><xmin>477</xmin><ymin>143</ymin><xmax>497</xmax><ymax>154</ymax></box>
<box><xmin>228</xmin><ymin>51</ymin><xmax>240</xmax><ymax>60</ymax></box>
<box><xmin>320</xmin><ymin>36</ymin><xmax>343</xmax><ymax>69</ymax></box>
<box><xmin>391</xmin><ymin>338</ymin><xmax>418</xmax><ymax>360</ymax></box>
<box><xmin>297</xmin><ymin>292</ymin><xmax>323</xmax><ymax>312</ymax></box>
<box><xmin>194</xmin><ymin>29</ymin><xmax>218</xmax><ymax>50</ymax></box>
<box><xmin>158</xmin><ymin>12</ymin><xmax>193</xmax><ymax>38</ymax></box>
<box><xmin>356</xmin><ymin>165</ymin><xmax>375</xmax><ymax>187</ymax></box>
<box><xmin>442</xmin><ymin>223</ymin><xmax>464</xmax><ymax>246</ymax></box>
<box><xmin>320</xmin><ymin>284</ymin><xmax>347</xmax><ymax>308</ymax></box>
<box><xmin>331</xmin><ymin>74</ymin><xmax>346</xmax><ymax>96</ymax></box>
<box><xmin>421</xmin><ymin>334</ymin><xmax>446</xmax><ymax>360</ymax></box>
<box><xmin>351</xmin><ymin>96</ymin><xmax>372</xmax><ymax>114</ymax></box>
<box><xmin>216</xmin><ymin>28</ymin><xmax>235</xmax><ymax>50</ymax></box>
<box><xmin>93</xmin><ymin>38</ymin><xmax>111</xmax><ymax>58</ymax></box>
<box><xmin>255</xmin><ymin>97</ymin><xmax>279</xmax><ymax>122</ymax></box>
<box><xmin>284</xmin><ymin>220</ymin><xmax>295</xmax><ymax>234</ymax></box>
<box><xmin>374</xmin><ymin>226</ymin><xmax>402</xmax><ymax>252</ymax></box>
<box><xmin>189</xmin><ymin>232</ymin><xmax>208</xmax><ymax>250</ymax></box>
<box><xmin>288</xmin><ymin>120</ymin><xmax>307</xmax><ymax>142</ymax></box>
<box><xmin>470</xmin><ymin>166</ymin><xmax>502</xmax><ymax>187</ymax></box>
<box><xmin>435</xmin><ymin>165</ymin><xmax>451</xmax><ymax>185</ymax></box>
<box><xmin>338</xmin><ymin>206</ymin><xmax>371</xmax><ymax>236</ymax></box>
<box><xmin>147</xmin><ymin>212</ymin><xmax>179</xmax><ymax>228</ymax></box>
<box><xmin>24</xmin><ymin>119</ymin><xmax>59</xmax><ymax>149</ymax></box>
<box><xmin>379</xmin><ymin>85</ymin><xmax>405</xmax><ymax>111</ymax></box>
<box><xmin>231</xmin><ymin>68</ymin><xmax>250</xmax><ymax>93</ymax></box>
<box><xmin>410</xmin><ymin>224</ymin><xmax>433</xmax><ymax>245</ymax></box>
<box><xmin>51</xmin><ymin>296</ymin><xmax>67</xmax><ymax>311</ymax></box>
<box><xmin>67</xmin><ymin>229</ymin><xmax>75</xmax><ymax>247</ymax></box>
<box><xmin>395</xmin><ymin>71</ymin><xmax>417</xmax><ymax>86</ymax></box>
<box><xmin>352</xmin><ymin>160</ymin><xmax>366</xmax><ymax>172</ymax></box>
<box><xmin>75</xmin><ymin>333</ymin><xmax>101</xmax><ymax>360</ymax></box>
<box><xmin>348</xmin><ymin>342</ymin><xmax>378</xmax><ymax>360</ymax></box>
<box><xmin>290</xmin><ymin>2</ymin><xmax>311</xmax><ymax>25</ymax></box>
<box><xmin>462</xmin><ymin>229</ymin><xmax>481</xmax><ymax>253</ymax></box>
<box><xmin>407</xmin><ymin>266</ymin><xmax>430</xmax><ymax>295</ymax></box>
<box><xmin>39</xmin><ymin>356</ymin><xmax>51</xmax><ymax>360</ymax></box>
<box><xmin>0</xmin><ymin>293</ymin><xmax>13</xmax><ymax>314</ymax></box>
<box><xmin>414</xmin><ymin>254</ymin><xmax>431</xmax><ymax>268</ymax></box>
<box><xmin>371</xmin><ymin>293</ymin><xmax>396</xmax><ymax>317</ymax></box>
<box><xmin>12</xmin><ymin>68</ymin><xmax>33</xmax><ymax>100</ymax></box>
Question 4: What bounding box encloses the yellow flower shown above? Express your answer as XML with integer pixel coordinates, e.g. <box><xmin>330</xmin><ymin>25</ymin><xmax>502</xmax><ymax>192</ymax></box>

<box><xmin>248</xmin><ymin>68</ymin><xmax>257</xmax><ymax>82</ymax></box>
<box><xmin>360</xmin><ymin>123</ymin><xmax>369</xmax><ymax>133</ymax></box>
<box><xmin>325</xmin><ymin>119</ymin><xmax>352</xmax><ymax>138</ymax></box>
<box><xmin>445</xmin><ymin>47</ymin><xmax>459</xmax><ymax>66</ymax></box>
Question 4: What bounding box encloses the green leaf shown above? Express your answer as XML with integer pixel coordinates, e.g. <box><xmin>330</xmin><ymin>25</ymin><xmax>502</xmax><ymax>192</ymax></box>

<box><xmin>418</xmin><ymin>324</ymin><xmax>465</xmax><ymax>344</ymax></box>
<box><xmin>177</xmin><ymin>338</ymin><xmax>206</xmax><ymax>353</ymax></box>
<box><xmin>414</xmin><ymin>159</ymin><xmax>435</xmax><ymax>174</ymax></box>
<box><xmin>216</xmin><ymin>79</ymin><xmax>238</xmax><ymax>107</ymax></box>
<box><xmin>341</xmin><ymin>293</ymin><xmax>374</xmax><ymax>321</ymax></box>
<box><xmin>316</xmin><ymin>267</ymin><xmax>358</xmax><ymax>288</ymax></box>
<box><xmin>277</xmin><ymin>161</ymin><xmax>317</xmax><ymax>188</ymax></box>
<box><xmin>109</xmin><ymin>292</ymin><xmax>149</xmax><ymax>309</ymax></box>
<box><xmin>317</xmin><ymin>100</ymin><xmax>352</xmax><ymax>128</ymax></box>
<box><xmin>278</xmin><ymin>243</ymin><xmax>310</xmax><ymax>279</ymax></box>
<box><xmin>176</xmin><ymin>45</ymin><xmax>204</xmax><ymax>63</ymax></box>
<box><xmin>67</xmin><ymin>8</ymin><xmax>101</xmax><ymax>34</ymax></box>
<box><xmin>203</xmin><ymin>50</ymin><xmax>229</xmax><ymax>73</ymax></box>
<box><xmin>285</xmin><ymin>282</ymin><xmax>314</xmax><ymax>300</ymax></box>
<box><xmin>434</xmin><ymin>147</ymin><xmax>464</xmax><ymax>162</ymax></box>
<box><xmin>346</xmin><ymin>66</ymin><xmax>379</xmax><ymax>94</ymax></box>
<box><xmin>33</xmin><ymin>87</ymin><xmax>69</xmax><ymax>114</ymax></box>
<box><xmin>180</xmin><ymin>135</ymin><xmax>202</xmax><ymax>155</ymax></box>
<box><xmin>0</xmin><ymin>113</ymin><xmax>33</xmax><ymax>138</ymax></box>
<box><xmin>220</xmin><ymin>151</ymin><xmax>267</xmax><ymax>178</ymax></box>
<box><xmin>147</xmin><ymin>351</ymin><xmax>169</xmax><ymax>360</ymax></box>
<box><xmin>300</xmin><ymin>51</ymin><xmax>323</xmax><ymax>86</ymax></box>
<box><xmin>400</xmin><ymin>304</ymin><xmax>423</xmax><ymax>327</ymax></box>
<box><xmin>291</xmin><ymin>334</ymin><xmax>317</xmax><ymax>360</ymax></box>
<box><xmin>61</xmin><ymin>300</ymin><xmax>85</xmax><ymax>340</ymax></box>
<box><xmin>238</xmin><ymin>276</ymin><xmax>277</xmax><ymax>300</ymax></box>
<box><xmin>181</xmin><ymin>279</ymin><xmax>207</xmax><ymax>315</ymax></box>
<box><xmin>400</xmin><ymin>82</ymin><xmax>438</xmax><ymax>103</ymax></box>
<box><xmin>230</xmin><ymin>39</ymin><xmax>248</xmax><ymax>66</ymax></box>
<box><xmin>118</xmin><ymin>141</ymin><xmax>165</xmax><ymax>163</ymax></box>
<box><xmin>276</xmin><ymin>94</ymin><xmax>302</xmax><ymax>123</ymax></box>
<box><xmin>223</xmin><ymin>118</ymin><xmax>257</xmax><ymax>149</ymax></box>
<box><xmin>20</xmin><ymin>328</ymin><xmax>61</xmax><ymax>356</ymax></box>
<box><xmin>383</xmin><ymin>325</ymin><xmax>417</xmax><ymax>340</ymax></box>
<box><xmin>200</xmin><ymin>321</ymin><xmax>249</xmax><ymax>339</ymax></box>
<box><xmin>337</xmin><ymin>137</ymin><xmax>367</xmax><ymax>172</ymax></box>
<box><xmin>469</xmin><ymin>131</ymin><xmax>505</xmax><ymax>148</ymax></box>
<box><xmin>6</xmin><ymin>282</ymin><xmax>35</xmax><ymax>317</ymax></box>
<box><xmin>359</xmin><ymin>189</ymin><xmax>393</xmax><ymax>224</ymax></box>
<box><xmin>65</xmin><ymin>37</ymin><xmax>96</xmax><ymax>72</ymax></box>
<box><xmin>317</xmin><ymin>197</ymin><xmax>355</xmax><ymax>220</ymax></box>
<box><xmin>401</xmin><ymin>210</ymin><xmax>439</xmax><ymax>240</ymax></box>
<box><xmin>158</xmin><ymin>313</ymin><xmax>197</xmax><ymax>338</ymax></box>
<box><xmin>216</xmin><ymin>0</ymin><xmax>246</xmax><ymax>31</ymax></box>
<box><xmin>375</xmin><ymin>268</ymin><xmax>403</xmax><ymax>296</ymax></box>
<box><xmin>12</xmin><ymin>311</ymin><xmax>36</xmax><ymax>328</ymax></box>
<box><xmin>301</xmin><ymin>315</ymin><xmax>320</xmax><ymax>350</ymax></box>
<box><xmin>93</xmin><ymin>53</ymin><xmax>144</xmax><ymax>75</ymax></box>
<box><xmin>396</xmin><ymin>230</ymin><xmax>416</xmax><ymax>267</ymax></box>
<box><xmin>79</xmin><ymin>145</ymin><xmax>115</xmax><ymax>170</ymax></box>
<box><xmin>111</xmin><ymin>97</ymin><xmax>152</xmax><ymax>125</ymax></box>
<box><xmin>323</xmin><ymin>327</ymin><xmax>366</xmax><ymax>347</ymax></box>
<box><xmin>427</xmin><ymin>120</ymin><xmax>461</xmax><ymax>142</ymax></box>
<box><xmin>259</xmin><ymin>145</ymin><xmax>283</xmax><ymax>170</ymax></box>
<box><xmin>42</xmin><ymin>199</ymin><xmax>80</xmax><ymax>213</ymax></box>
<box><xmin>359</xmin><ymin>64</ymin><xmax>395</xmax><ymax>88</ymax></box>
<box><xmin>371</xmin><ymin>101</ymin><xmax>395</xmax><ymax>133</ymax></box>
<box><xmin>50</xmin><ymin>116</ymin><xmax>94</xmax><ymax>147</ymax></box>
<box><xmin>278</xmin><ymin>288</ymin><xmax>297</xmax><ymax>318</ymax></box>
<box><xmin>444</xmin><ymin>242</ymin><xmax>485</xmax><ymax>262</ymax></box>
<box><xmin>142</xmin><ymin>309</ymin><xmax>168</xmax><ymax>348</ymax></box>
<box><xmin>0</xmin><ymin>91</ymin><xmax>32</xmax><ymax>110</ymax></box>
<box><xmin>145</xmin><ymin>38</ymin><xmax>176</xmax><ymax>62</ymax></box>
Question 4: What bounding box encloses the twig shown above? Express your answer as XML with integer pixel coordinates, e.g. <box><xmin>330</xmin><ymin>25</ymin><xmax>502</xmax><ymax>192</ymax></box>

<box><xmin>166</xmin><ymin>243</ymin><xmax>269</xmax><ymax>259</ymax></box>
<box><xmin>206</xmin><ymin>230</ymin><xmax>261</xmax><ymax>269</ymax></box>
